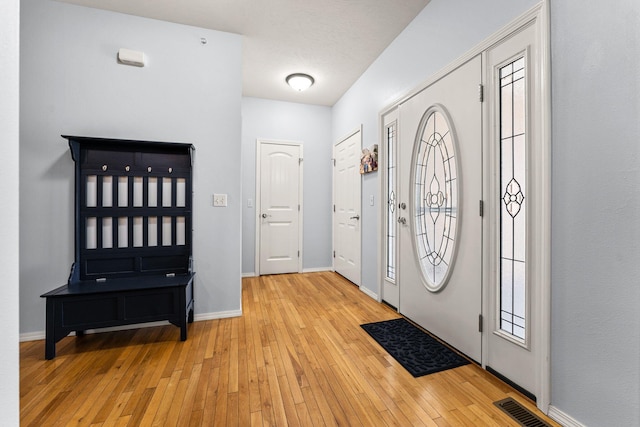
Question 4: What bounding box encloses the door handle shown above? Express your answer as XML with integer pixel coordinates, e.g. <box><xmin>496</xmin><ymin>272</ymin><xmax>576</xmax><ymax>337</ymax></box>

<box><xmin>350</xmin><ymin>215</ymin><xmax>360</xmax><ymax>220</ymax></box>
<box><xmin>261</xmin><ymin>213</ymin><xmax>267</xmax><ymax>218</ymax></box>
<box><xmin>397</xmin><ymin>217</ymin><xmax>406</xmax><ymax>225</ymax></box>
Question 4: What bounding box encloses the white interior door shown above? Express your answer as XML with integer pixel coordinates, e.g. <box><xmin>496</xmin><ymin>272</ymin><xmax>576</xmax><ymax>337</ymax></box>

<box><xmin>333</xmin><ymin>129</ymin><xmax>361</xmax><ymax>286</ymax></box>
<box><xmin>485</xmin><ymin>20</ymin><xmax>543</xmax><ymax>401</ymax></box>
<box><xmin>398</xmin><ymin>55</ymin><xmax>483</xmax><ymax>362</ymax></box>
<box><xmin>258</xmin><ymin>140</ymin><xmax>302</xmax><ymax>275</ymax></box>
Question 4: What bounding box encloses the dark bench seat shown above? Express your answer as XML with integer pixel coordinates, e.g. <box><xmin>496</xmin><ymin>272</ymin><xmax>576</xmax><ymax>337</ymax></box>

<box><xmin>41</xmin><ymin>273</ymin><xmax>194</xmax><ymax>360</ymax></box>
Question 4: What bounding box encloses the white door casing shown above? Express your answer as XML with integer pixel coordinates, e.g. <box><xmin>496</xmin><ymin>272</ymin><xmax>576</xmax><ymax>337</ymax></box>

<box><xmin>398</xmin><ymin>55</ymin><xmax>483</xmax><ymax>363</ymax></box>
<box><xmin>379</xmin><ymin>3</ymin><xmax>550</xmax><ymax>411</ymax></box>
<box><xmin>256</xmin><ymin>140</ymin><xmax>302</xmax><ymax>275</ymax></box>
<box><xmin>333</xmin><ymin>128</ymin><xmax>361</xmax><ymax>286</ymax></box>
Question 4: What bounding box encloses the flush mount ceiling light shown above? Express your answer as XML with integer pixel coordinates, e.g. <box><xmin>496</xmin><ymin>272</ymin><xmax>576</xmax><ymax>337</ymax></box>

<box><xmin>286</xmin><ymin>73</ymin><xmax>315</xmax><ymax>91</ymax></box>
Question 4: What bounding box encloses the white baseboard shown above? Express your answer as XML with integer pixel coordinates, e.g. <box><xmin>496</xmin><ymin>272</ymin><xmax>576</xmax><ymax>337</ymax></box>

<box><xmin>243</xmin><ymin>268</ymin><xmax>331</xmax><ymax>277</ymax></box>
<box><xmin>20</xmin><ymin>310</ymin><xmax>243</xmax><ymax>342</ymax></box>
<box><xmin>302</xmin><ymin>267</ymin><xmax>332</xmax><ymax>273</ymax></box>
<box><xmin>194</xmin><ymin>309</ymin><xmax>242</xmax><ymax>321</ymax></box>
<box><xmin>19</xmin><ymin>320</ymin><xmax>172</xmax><ymax>342</ymax></box>
<box><xmin>20</xmin><ymin>331</ymin><xmax>46</xmax><ymax>342</ymax></box>
<box><xmin>548</xmin><ymin>405</ymin><xmax>586</xmax><ymax>427</ymax></box>
<box><xmin>359</xmin><ymin>285</ymin><xmax>379</xmax><ymax>301</ymax></box>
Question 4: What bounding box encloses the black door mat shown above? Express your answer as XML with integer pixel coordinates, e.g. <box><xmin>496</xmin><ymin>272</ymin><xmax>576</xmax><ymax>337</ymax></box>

<box><xmin>360</xmin><ymin>318</ymin><xmax>469</xmax><ymax>377</ymax></box>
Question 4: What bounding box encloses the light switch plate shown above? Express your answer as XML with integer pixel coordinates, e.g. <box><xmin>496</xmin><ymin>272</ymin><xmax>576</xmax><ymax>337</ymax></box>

<box><xmin>213</xmin><ymin>193</ymin><xmax>227</xmax><ymax>207</ymax></box>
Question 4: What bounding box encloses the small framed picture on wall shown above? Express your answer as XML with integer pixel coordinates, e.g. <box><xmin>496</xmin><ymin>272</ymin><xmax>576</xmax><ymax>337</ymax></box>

<box><xmin>360</xmin><ymin>144</ymin><xmax>378</xmax><ymax>174</ymax></box>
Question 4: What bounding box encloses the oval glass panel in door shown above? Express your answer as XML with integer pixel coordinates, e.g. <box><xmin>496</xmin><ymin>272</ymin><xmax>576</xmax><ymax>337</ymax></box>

<box><xmin>413</xmin><ymin>105</ymin><xmax>459</xmax><ymax>292</ymax></box>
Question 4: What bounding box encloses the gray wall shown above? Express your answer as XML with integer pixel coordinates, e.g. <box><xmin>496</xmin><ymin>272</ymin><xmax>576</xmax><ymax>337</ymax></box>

<box><xmin>332</xmin><ymin>0</ymin><xmax>538</xmax><ymax>296</ymax></box>
<box><xmin>0</xmin><ymin>0</ymin><xmax>20</xmax><ymax>423</ymax></box>
<box><xmin>550</xmin><ymin>1</ymin><xmax>640</xmax><ymax>425</ymax></box>
<box><xmin>20</xmin><ymin>0</ymin><xmax>243</xmax><ymax>334</ymax></box>
<box><xmin>241</xmin><ymin>97</ymin><xmax>333</xmax><ymax>274</ymax></box>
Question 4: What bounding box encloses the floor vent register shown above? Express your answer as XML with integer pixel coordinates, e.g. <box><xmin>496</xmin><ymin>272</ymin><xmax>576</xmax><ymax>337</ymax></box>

<box><xmin>493</xmin><ymin>398</ymin><xmax>552</xmax><ymax>427</ymax></box>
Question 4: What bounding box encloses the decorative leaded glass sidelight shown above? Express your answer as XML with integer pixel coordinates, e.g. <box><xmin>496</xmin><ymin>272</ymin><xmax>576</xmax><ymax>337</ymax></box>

<box><xmin>413</xmin><ymin>106</ymin><xmax>458</xmax><ymax>292</ymax></box>
<box><xmin>499</xmin><ymin>57</ymin><xmax>527</xmax><ymax>340</ymax></box>
<box><xmin>386</xmin><ymin>123</ymin><xmax>397</xmax><ymax>281</ymax></box>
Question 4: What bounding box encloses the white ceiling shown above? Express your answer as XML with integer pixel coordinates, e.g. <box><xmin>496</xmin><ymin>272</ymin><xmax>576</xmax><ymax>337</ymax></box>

<box><xmin>57</xmin><ymin>0</ymin><xmax>430</xmax><ymax>106</ymax></box>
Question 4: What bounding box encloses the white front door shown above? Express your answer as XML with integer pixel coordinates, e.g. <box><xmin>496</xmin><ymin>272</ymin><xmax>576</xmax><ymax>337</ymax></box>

<box><xmin>257</xmin><ymin>140</ymin><xmax>302</xmax><ymax>275</ymax></box>
<box><xmin>484</xmin><ymin>19</ymin><xmax>544</xmax><ymax>402</ymax></box>
<box><xmin>333</xmin><ymin>129</ymin><xmax>361</xmax><ymax>286</ymax></box>
<box><xmin>398</xmin><ymin>55</ymin><xmax>483</xmax><ymax>362</ymax></box>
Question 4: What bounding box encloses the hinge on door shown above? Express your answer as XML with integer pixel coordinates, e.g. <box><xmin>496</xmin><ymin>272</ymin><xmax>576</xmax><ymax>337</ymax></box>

<box><xmin>333</xmin><ymin>204</ymin><xmax>335</xmax><ymax>212</ymax></box>
<box><xmin>332</xmin><ymin>158</ymin><xmax>336</xmax><ymax>166</ymax></box>
<box><xmin>333</xmin><ymin>250</ymin><xmax>335</xmax><ymax>258</ymax></box>
<box><xmin>298</xmin><ymin>204</ymin><xmax>300</xmax><ymax>212</ymax></box>
<box><xmin>479</xmin><ymin>200</ymin><xmax>484</xmax><ymax>217</ymax></box>
<box><xmin>479</xmin><ymin>314</ymin><xmax>484</xmax><ymax>333</ymax></box>
<box><xmin>298</xmin><ymin>250</ymin><xmax>300</xmax><ymax>258</ymax></box>
<box><xmin>299</xmin><ymin>158</ymin><xmax>303</xmax><ymax>165</ymax></box>
<box><xmin>478</xmin><ymin>84</ymin><xmax>484</xmax><ymax>102</ymax></box>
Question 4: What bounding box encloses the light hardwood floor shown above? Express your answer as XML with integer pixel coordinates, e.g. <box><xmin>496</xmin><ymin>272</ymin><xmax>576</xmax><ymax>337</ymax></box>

<box><xmin>21</xmin><ymin>272</ymin><xmax>559</xmax><ymax>426</ymax></box>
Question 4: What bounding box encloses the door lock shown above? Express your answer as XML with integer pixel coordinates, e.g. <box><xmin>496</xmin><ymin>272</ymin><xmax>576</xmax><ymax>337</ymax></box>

<box><xmin>261</xmin><ymin>213</ymin><xmax>267</xmax><ymax>218</ymax></box>
<box><xmin>397</xmin><ymin>217</ymin><xmax>407</xmax><ymax>225</ymax></box>
<box><xmin>350</xmin><ymin>215</ymin><xmax>360</xmax><ymax>220</ymax></box>
<box><xmin>399</xmin><ymin>202</ymin><xmax>407</xmax><ymax>210</ymax></box>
